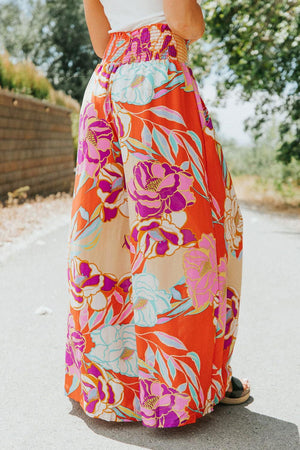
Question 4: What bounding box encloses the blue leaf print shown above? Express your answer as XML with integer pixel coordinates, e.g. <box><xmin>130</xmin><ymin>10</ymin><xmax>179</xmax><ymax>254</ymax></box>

<box><xmin>191</xmin><ymin>162</ymin><xmax>208</xmax><ymax>195</ymax></box>
<box><xmin>145</xmin><ymin>345</ymin><xmax>155</xmax><ymax>367</ymax></box>
<box><xmin>149</xmin><ymin>106</ymin><xmax>186</xmax><ymax>126</ymax></box>
<box><xmin>156</xmin><ymin>349</ymin><xmax>172</xmax><ymax>386</ymax></box>
<box><xmin>181</xmin><ymin>361</ymin><xmax>199</xmax><ymax>388</ymax></box>
<box><xmin>153</xmin><ymin>128</ymin><xmax>174</xmax><ymax>164</ymax></box>
<box><xmin>187</xmin><ymin>130</ymin><xmax>203</xmax><ymax>156</ymax></box>
<box><xmin>177</xmin><ymin>382</ymin><xmax>187</xmax><ymax>392</ymax></box>
<box><xmin>187</xmin><ymin>352</ymin><xmax>201</xmax><ymax>372</ymax></box>
<box><xmin>104</xmin><ymin>307</ymin><xmax>114</xmax><ymax>325</ymax></box>
<box><xmin>168</xmin><ymin>298</ymin><xmax>193</xmax><ymax>316</ymax></box>
<box><xmin>189</xmin><ymin>382</ymin><xmax>199</xmax><ymax>408</ymax></box>
<box><xmin>141</xmin><ymin>123</ymin><xmax>152</xmax><ymax>147</ymax></box>
<box><xmin>169</xmin><ymin>132</ymin><xmax>179</xmax><ymax>156</ymax></box>
<box><xmin>181</xmin><ymin>160</ymin><xmax>190</xmax><ymax>171</ymax></box>
<box><xmin>78</xmin><ymin>217</ymin><xmax>102</xmax><ymax>241</ymax></box>
<box><xmin>167</xmin><ymin>357</ymin><xmax>177</xmax><ymax>380</ymax></box>
<box><xmin>79</xmin><ymin>206</ymin><xmax>89</xmax><ymax>222</ymax></box>
<box><xmin>153</xmin><ymin>331</ymin><xmax>187</xmax><ymax>350</ymax></box>
<box><xmin>170</xmin><ymin>286</ymin><xmax>182</xmax><ymax>301</ymax></box>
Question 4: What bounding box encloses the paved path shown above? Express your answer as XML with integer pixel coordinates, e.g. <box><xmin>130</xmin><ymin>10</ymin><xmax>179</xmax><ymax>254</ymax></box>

<box><xmin>0</xmin><ymin>202</ymin><xmax>299</xmax><ymax>449</ymax></box>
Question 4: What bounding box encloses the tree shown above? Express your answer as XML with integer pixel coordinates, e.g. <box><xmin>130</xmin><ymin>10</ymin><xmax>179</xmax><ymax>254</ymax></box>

<box><xmin>44</xmin><ymin>0</ymin><xmax>99</xmax><ymax>102</ymax></box>
<box><xmin>0</xmin><ymin>0</ymin><xmax>47</xmax><ymax>63</ymax></box>
<box><xmin>190</xmin><ymin>0</ymin><xmax>299</xmax><ymax>163</ymax></box>
<box><xmin>0</xmin><ymin>0</ymin><xmax>98</xmax><ymax>102</ymax></box>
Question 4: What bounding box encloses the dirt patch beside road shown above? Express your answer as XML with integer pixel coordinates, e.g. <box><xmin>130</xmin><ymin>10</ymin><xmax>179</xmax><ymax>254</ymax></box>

<box><xmin>0</xmin><ymin>192</ymin><xmax>73</xmax><ymax>249</ymax></box>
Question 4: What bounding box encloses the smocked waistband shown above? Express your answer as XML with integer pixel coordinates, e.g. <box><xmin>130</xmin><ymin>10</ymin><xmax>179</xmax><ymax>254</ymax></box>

<box><xmin>101</xmin><ymin>23</ymin><xmax>189</xmax><ymax>66</ymax></box>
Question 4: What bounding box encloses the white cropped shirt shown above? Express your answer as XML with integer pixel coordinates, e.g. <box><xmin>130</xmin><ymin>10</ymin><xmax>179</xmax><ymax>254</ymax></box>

<box><xmin>100</xmin><ymin>0</ymin><xmax>167</xmax><ymax>33</ymax></box>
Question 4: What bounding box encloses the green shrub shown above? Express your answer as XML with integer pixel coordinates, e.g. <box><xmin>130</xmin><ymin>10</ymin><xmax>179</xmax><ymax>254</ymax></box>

<box><xmin>0</xmin><ymin>51</ymin><xmax>79</xmax><ymax>111</ymax></box>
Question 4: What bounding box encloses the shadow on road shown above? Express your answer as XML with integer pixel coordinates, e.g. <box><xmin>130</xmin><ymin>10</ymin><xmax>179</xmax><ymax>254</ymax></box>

<box><xmin>68</xmin><ymin>397</ymin><xmax>299</xmax><ymax>450</ymax></box>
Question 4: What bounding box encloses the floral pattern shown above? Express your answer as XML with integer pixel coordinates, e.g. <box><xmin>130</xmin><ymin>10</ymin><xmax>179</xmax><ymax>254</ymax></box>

<box><xmin>68</xmin><ymin>257</ymin><xmax>117</xmax><ymax>311</ymax></box>
<box><xmin>82</xmin><ymin>363</ymin><xmax>124</xmax><ymax>420</ymax></box>
<box><xmin>65</xmin><ymin>23</ymin><xmax>243</xmax><ymax>428</ymax></box>
<box><xmin>111</xmin><ymin>61</ymin><xmax>169</xmax><ymax>105</ymax></box>
<box><xmin>140</xmin><ymin>379</ymin><xmax>190</xmax><ymax>428</ymax></box>
<box><xmin>128</xmin><ymin>161</ymin><xmax>196</xmax><ymax>219</ymax></box>
<box><xmin>87</xmin><ymin>324</ymin><xmax>138</xmax><ymax>377</ymax></box>
<box><xmin>132</xmin><ymin>273</ymin><xmax>172</xmax><ymax>326</ymax></box>
<box><xmin>76</xmin><ymin>103</ymin><xmax>113</xmax><ymax>178</ymax></box>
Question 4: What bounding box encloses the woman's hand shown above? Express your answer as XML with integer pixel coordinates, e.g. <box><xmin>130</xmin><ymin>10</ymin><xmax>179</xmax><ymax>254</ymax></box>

<box><xmin>163</xmin><ymin>0</ymin><xmax>205</xmax><ymax>41</ymax></box>
<box><xmin>83</xmin><ymin>0</ymin><xmax>111</xmax><ymax>58</ymax></box>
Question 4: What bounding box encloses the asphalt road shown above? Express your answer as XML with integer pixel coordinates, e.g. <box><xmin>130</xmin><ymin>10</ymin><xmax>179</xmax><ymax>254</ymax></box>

<box><xmin>0</xmin><ymin>202</ymin><xmax>299</xmax><ymax>450</ymax></box>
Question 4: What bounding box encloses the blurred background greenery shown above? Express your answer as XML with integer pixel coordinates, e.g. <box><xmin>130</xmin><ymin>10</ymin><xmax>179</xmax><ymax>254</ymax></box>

<box><xmin>0</xmin><ymin>0</ymin><xmax>299</xmax><ymax>208</ymax></box>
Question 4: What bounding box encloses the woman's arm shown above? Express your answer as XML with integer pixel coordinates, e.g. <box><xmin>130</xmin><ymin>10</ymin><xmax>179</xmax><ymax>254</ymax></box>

<box><xmin>163</xmin><ymin>0</ymin><xmax>205</xmax><ymax>41</ymax></box>
<box><xmin>83</xmin><ymin>0</ymin><xmax>111</xmax><ymax>58</ymax></box>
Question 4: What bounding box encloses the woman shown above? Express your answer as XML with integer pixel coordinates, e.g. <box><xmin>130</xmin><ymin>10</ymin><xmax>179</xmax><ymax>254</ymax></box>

<box><xmin>65</xmin><ymin>0</ymin><xmax>250</xmax><ymax>429</ymax></box>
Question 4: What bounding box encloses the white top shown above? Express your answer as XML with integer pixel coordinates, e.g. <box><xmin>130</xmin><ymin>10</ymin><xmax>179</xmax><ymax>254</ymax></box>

<box><xmin>100</xmin><ymin>0</ymin><xmax>167</xmax><ymax>33</ymax></box>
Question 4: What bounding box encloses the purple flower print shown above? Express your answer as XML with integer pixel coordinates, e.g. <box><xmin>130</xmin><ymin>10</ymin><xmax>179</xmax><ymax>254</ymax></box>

<box><xmin>224</xmin><ymin>287</ymin><xmax>240</xmax><ymax>351</ymax></box>
<box><xmin>140</xmin><ymin>379</ymin><xmax>190</xmax><ymax>428</ymax></box>
<box><xmin>65</xmin><ymin>314</ymin><xmax>86</xmax><ymax>379</ymax></box>
<box><xmin>82</xmin><ymin>364</ymin><xmax>124</xmax><ymax>419</ymax></box>
<box><xmin>128</xmin><ymin>161</ymin><xmax>196</xmax><ymax>218</ymax></box>
<box><xmin>68</xmin><ymin>257</ymin><xmax>117</xmax><ymax>311</ymax></box>
<box><xmin>97</xmin><ymin>162</ymin><xmax>128</xmax><ymax>222</ymax></box>
<box><xmin>77</xmin><ymin>103</ymin><xmax>112</xmax><ymax>177</ymax></box>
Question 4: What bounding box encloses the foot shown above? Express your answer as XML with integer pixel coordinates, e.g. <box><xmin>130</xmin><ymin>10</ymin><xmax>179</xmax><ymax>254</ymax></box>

<box><xmin>220</xmin><ymin>376</ymin><xmax>251</xmax><ymax>405</ymax></box>
<box><xmin>226</xmin><ymin>377</ymin><xmax>250</xmax><ymax>394</ymax></box>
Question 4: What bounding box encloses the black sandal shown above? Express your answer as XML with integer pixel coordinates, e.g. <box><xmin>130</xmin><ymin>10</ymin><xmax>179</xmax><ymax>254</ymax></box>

<box><xmin>220</xmin><ymin>376</ymin><xmax>250</xmax><ymax>405</ymax></box>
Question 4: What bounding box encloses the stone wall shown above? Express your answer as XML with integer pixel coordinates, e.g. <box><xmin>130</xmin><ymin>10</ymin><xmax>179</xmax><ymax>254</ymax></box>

<box><xmin>0</xmin><ymin>89</ymin><xmax>75</xmax><ymax>200</ymax></box>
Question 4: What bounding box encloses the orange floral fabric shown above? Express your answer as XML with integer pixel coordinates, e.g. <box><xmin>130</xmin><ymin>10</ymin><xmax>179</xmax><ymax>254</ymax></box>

<box><xmin>65</xmin><ymin>23</ymin><xmax>243</xmax><ymax>428</ymax></box>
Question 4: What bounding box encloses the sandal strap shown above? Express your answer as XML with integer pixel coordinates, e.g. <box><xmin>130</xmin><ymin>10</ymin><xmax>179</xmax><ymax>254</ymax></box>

<box><xmin>225</xmin><ymin>376</ymin><xmax>245</xmax><ymax>398</ymax></box>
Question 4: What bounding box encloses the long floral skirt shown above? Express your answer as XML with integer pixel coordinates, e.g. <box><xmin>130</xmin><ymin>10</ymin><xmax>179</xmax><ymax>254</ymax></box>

<box><xmin>64</xmin><ymin>23</ymin><xmax>244</xmax><ymax>428</ymax></box>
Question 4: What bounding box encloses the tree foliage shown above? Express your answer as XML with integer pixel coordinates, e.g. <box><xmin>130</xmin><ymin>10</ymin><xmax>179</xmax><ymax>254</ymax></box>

<box><xmin>190</xmin><ymin>0</ymin><xmax>300</xmax><ymax>163</ymax></box>
<box><xmin>44</xmin><ymin>0</ymin><xmax>99</xmax><ymax>102</ymax></box>
<box><xmin>0</xmin><ymin>0</ymin><xmax>99</xmax><ymax>102</ymax></box>
<box><xmin>0</xmin><ymin>0</ymin><xmax>46</xmax><ymax>62</ymax></box>
<box><xmin>1</xmin><ymin>0</ymin><xmax>299</xmax><ymax>161</ymax></box>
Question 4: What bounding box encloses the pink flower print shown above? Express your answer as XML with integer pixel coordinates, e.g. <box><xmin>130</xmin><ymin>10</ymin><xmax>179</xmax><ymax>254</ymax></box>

<box><xmin>140</xmin><ymin>379</ymin><xmax>190</xmax><ymax>428</ymax></box>
<box><xmin>65</xmin><ymin>314</ymin><xmax>86</xmax><ymax>379</ymax></box>
<box><xmin>183</xmin><ymin>233</ymin><xmax>219</xmax><ymax>309</ymax></box>
<box><xmin>76</xmin><ymin>103</ymin><xmax>112</xmax><ymax>177</ymax></box>
<box><xmin>128</xmin><ymin>161</ymin><xmax>196</xmax><ymax>218</ymax></box>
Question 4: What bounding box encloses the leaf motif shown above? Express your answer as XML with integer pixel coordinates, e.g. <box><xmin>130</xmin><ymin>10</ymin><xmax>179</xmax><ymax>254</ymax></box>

<box><xmin>177</xmin><ymin>382</ymin><xmax>187</xmax><ymax>392</ymax></box>
<box><xmin>187</xmin><ymin>351</ymin><xmax>201</xmax><ymax>372</ymax></box>
<box><xmin>149</xmin><ymin>106</ymin><xmax>186</xmax><ymax>126</ymax></box>
<box><xmin>90</xmin><ymin>203</ymin><xmax>102</xmax><ymax>221</ymax></box>
<box><xmin>181</xmin><ymin>160</ymin><xmax>190</xmax><ymax>171</ymax></box>
<box><xmin>145</xmin><ymin>345</ymin><xmax>155</xmax><ymax>367</ymax></box>
<box><xmin>187</xmin><ymin>130</ymin><xmax>203</xmax><ymax>156</ymax></box>
<box><xmin>169</xmin><ymin>132</ymin><xmax>179</xmax><ymax>156</ymax></box>
<box><xmin>79</xmin><ymin>206</ymin><xmax>89</xmax><ymax>222</ymax></box>
<box><xmin>189</xmin><ymin>382</ymin><xmax>200</xmax><ymax>408</ymax></box>
<box><xmin>104</xmin><ymin>306</ymin><xmax>114</xmax><ymax>325</ymax></box>
<box><xmin>127</xmin><ymin>137</ymin><xmax>154</xmax><ymax>153</ymax></box>
<box><xmin>167</xmin><ymin>357</ymin><xmax>177</xmax><ymax>380</ymax></box>
<box><xmin>191</xmin><ymin>162</ymin><xmax>208</xmax><ymax>196</ymax></box>
<box><xmin>180</xmin><ymin>361</ymin><xmax>199</xmax><ymax>388</ymax></box>
<box><xmin>78</xmin><ymin>217</ymin><xmax>101</xmax><ymax>240</ymax></box>
<box><xmin>118</xmin><ymin>405</ymin><xmax>141</xmax><ymax>419</ymax></box>
<box><xmin>153</xmin><ymin>128</ymin><xmax>174</xmax><ymax>164</ymax></box>
<box><xmin>153</xmin><ymin>331</ymin><xmax>187</xmax><ymax>350</ymax></box>
<box><xmin>156</xmin><ymin>349</ymin><xmax>172</xmax><ymax>386</ymax></box>
<box><xmin>141</xmin><ymin>123</ymin><xmax>152</xmax><ymax>147</ymax></box>
<box><xmin>138</xmin><ymin>358</ymin><xmax>160</xmax><ymax>375</ymax></box>
<box><xmin>182</xmin><ymin>136</ymin><xmax>203</xmax><ymax>170</ymax></box>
